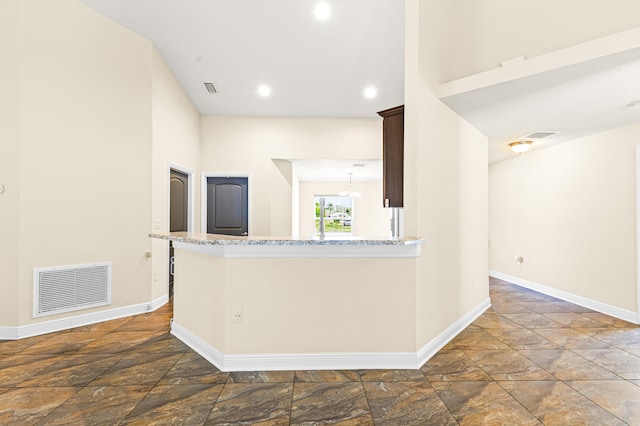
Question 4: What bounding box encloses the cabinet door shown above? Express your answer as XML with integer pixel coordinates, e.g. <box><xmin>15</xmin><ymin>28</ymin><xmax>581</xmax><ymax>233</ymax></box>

<box><xmin>378</xmin><ymin>105</ymin><xmax>404</xmax><ymax>208</ymax></box>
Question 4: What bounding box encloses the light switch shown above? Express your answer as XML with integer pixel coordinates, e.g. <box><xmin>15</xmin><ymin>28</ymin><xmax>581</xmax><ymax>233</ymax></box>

<box><xmin>0</xmin><ymin>184</ymin><xmax>5</xmax><ymax>194</ymax></box>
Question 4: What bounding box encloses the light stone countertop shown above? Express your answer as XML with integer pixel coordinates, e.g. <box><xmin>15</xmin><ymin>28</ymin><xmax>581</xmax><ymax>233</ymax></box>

<box><xmin>149</xmin><ymin>232</ymin><xmax>424</xmax><ymax>246</ymax></box>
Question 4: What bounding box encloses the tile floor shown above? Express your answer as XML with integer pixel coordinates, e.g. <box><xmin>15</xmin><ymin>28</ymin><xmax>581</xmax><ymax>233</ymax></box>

<box><xmin>2</xmin><ymin>277</ymin><xmax>640</xmax><ymax>424</ymax></box>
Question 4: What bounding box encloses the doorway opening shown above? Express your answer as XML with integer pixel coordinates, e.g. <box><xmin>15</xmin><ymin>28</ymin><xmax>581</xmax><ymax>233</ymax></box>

<box><xmin>169</xmin><ymin>165</ymin><xmax>193</xmax><ymax>297</ymax></box>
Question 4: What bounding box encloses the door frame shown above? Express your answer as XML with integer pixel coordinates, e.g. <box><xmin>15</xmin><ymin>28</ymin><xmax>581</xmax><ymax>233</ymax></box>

<box><xmin>201</xmin><ymin>172</ymin><xmax>251</xmax><ymax>235</ymax></box>
<box><xmin>168</xmin><ymin>163</ymin><xmax>195</xmax><ymax>232</ymax></box>
<box><xmin>635</xmin><ymin>145</ymin><xmax>640</xmax><ymax>324</ymax></box>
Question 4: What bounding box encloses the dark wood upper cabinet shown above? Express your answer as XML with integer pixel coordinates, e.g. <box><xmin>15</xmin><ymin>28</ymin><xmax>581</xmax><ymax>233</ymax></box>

<box><xmin>378</xmin><ymin>105</ymin><xmax>404</xmax><ymax>208</ymax></box>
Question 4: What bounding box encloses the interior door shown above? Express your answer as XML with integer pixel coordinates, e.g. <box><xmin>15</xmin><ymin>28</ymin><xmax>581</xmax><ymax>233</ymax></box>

<box><xmin>169</xmin><ymin>169</ymin><xmax>189</xmax><ymax>293</ymax></box>
<box><xmin>170</xmin><ymin>170</ymin><xmax>189</xmax><ymax>233</ymax></box>
<box><xmin>207</xmin><ymin>176</ymin><xmax>248</xmax><ymax>236</ymax></box>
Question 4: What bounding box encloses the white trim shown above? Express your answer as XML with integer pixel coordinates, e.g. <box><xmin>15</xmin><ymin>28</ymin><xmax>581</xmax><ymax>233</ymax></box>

<box><xmin>636</xmin><ymin>145</ymin><xmax>640</xmax><ymax>326</ymax></box>
<box><xmin>168</xmin><ymin>163</ymin><xmax>195</xmax><ymax>232</ymax></box>
<box><xmin>170</xmin><ymin>297</ymin><xmax>491</xmax><ymax>372</ymax></box>
<box><xmin>168</xmin><ymin>163</ymin><xmax>195</xmax><ymax>293</ymax></box>
<box><xmin>171</xmin><ymin>321</ymin><xmax>417</xmax><ymax>372</ymax></box>
<box><xmin>171</xmin><ymin>321</ymin><xmax>226</xmax><ymax>368</ymax></box>
<box><xmin>223</xmin><ymin>352</ymin><xmax>418</xmax><ymax>372</ymax></box>
<box><xmin>416</xmin><ymin>297</ymin><xmax>491</xmax><ymax>367</ymax></box>
<box><xmin>172</xmin><ymin>241</ymin><xmax>422</xmax><ymax>258</ymax></box>
<box><xmin>0</xmin><ymin>294</ymin><xmax>169</xmax><ymax>340</ymax></box>
<box><xmin>490</xmin><ymin>270</ymin><xmax>640</xmax><ymax>324</ymax></box>
<box><xmin>201</xmin><ymin>172</ymin><xmax>251</xmax><ymax>235</ymax></box>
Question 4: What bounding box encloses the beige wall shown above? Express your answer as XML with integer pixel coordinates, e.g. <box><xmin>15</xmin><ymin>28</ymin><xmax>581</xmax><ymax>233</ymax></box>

<box><xmin>0</xmin><ymin>0</ymin><xmax>21</xmax><ymax>326</ymax></box>
<box><xmin>173</xmin><ymin>249</ymin><xmax>227</xmax><ymax>352</ymax></box>
<box><xmin>298</xmin><ymin>181</ymin><xmax>389</xmax><ymax>237</ymax></box>
<box><xmin>200</xmin><ymin>116</ymin><xmax>382</xmax><ymax>236</ymax></box>
<box><xmin>0</xmin><ymin>0</ymin><xmax>203</xmax><ymax>329</ymax></box>
<box><xmin>174</xmin><ymin>248</ymin><xmax>418</xmax><ymax>354</ymax></box>
<box><xmin>225</xmin><ymin>257</ymin><xmax>417</xmax><ymax>353</ymax></box>
<box><xmin>151</xmin><ymin>48</ymin><xmax>201</xmax><ymax>300</ymax></box>
<box><xmin>17</xmin><ymin>0</ymin><xmax>155</xmax><ymax>324</ymax></box>
<box><xmin>438</xmin><ymin>0</ymin><xmax>640</xmax><ymax>83</ymax></box>
<box><xmin>490</xmin><ymin>123</ymin><xmax>640</xmax><ymax>312</ymax></box>
<box><xmin>406</xmin><ymin>0</ymin><xmax>490</xmax><ymax>350</ymax></box>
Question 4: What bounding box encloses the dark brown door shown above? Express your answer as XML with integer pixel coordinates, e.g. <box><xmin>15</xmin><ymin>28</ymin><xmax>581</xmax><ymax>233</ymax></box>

<box><xmin>207</xmin><ymin>177</ymin><xmax>248</xmax><ymax>236</ymax></box>
<box><xmin>169</xmin><ymin>169</ymin><xmax>189</xmax><ymax>293</ymax></box>
<box><xmin>170</xmin><ymin>170</ymin><xmax>189</xmax><ymax>233</ymax></box>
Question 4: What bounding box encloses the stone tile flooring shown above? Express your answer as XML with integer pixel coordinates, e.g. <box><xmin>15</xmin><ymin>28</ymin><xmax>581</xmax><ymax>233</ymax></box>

<box><xmin>1</xmin><ymin>277</ymin><xmax>640</xmax><ymax>424</ymax></box>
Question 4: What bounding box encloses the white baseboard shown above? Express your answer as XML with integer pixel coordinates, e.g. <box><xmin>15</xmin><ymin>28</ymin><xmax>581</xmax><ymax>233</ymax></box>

<box><xmin>489</xmin><ymin>270</ymin><xmax>640</xmax><ymax>324</ymax></box>
<box><xmin>417</xmin><ymin>297</ymin><xmax>491</xmax><ymax>366</ymax></box>
<box><xmin>171</xmin><ymin>297</ymin><xmax>491</xmax><ymax>372</ymax></box>
<box><xmin>170</xmin><ymin>321</ymin><xmax>226</xmax><ymax>369</ymax></box>
<box><xmin>0</xmin><ymin>294</ymin><xmax>169</xmax><ymax>340</ymax></box>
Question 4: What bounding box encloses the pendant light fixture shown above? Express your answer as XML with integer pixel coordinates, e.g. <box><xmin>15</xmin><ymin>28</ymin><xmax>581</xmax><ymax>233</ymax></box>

<box><xmin>338</xmin><ymin>173</ymin><xmax>361</xmax><ymax>198</ymax></box>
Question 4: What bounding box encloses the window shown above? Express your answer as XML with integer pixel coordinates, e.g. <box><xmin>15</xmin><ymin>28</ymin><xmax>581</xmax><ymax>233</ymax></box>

<box><xmin>315</xmin><ymin>196</ymin><xmax>352</xmax><ymax>235</ymax></box>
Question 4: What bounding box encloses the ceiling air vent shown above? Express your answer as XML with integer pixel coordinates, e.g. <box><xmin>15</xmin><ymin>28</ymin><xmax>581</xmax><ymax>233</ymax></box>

<box><xmin>204</xmin><ymin>82</ymin><xmax>218</xmax><ymax>94</ymax></box>
<box><xmin>520</xmin><ymin>131</ymin><xmax>559</xmax><ymax>139</ymax></box>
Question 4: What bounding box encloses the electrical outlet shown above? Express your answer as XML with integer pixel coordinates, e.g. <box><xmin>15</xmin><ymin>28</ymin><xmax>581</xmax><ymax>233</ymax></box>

<box><xmin>232</xmin><ymin>308</ymin><xmax>243</xmax><ymax>323</ymax></box>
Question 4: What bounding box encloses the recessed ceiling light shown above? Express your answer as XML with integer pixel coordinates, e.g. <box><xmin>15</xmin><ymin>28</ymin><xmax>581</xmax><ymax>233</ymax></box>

<box><xmin>364</xmin><ymin>87</ymin><xmax>377</xmax><ymax>99</ymax></box>
<box><xmin>257</xmin><ymin>84</ymin><xmax>271</xmax><ymax>97</ymax></box>
<box><xmin>314</xmin><ymin>2</ymin><xmax>330</xmax><ymax>20</ymax></box>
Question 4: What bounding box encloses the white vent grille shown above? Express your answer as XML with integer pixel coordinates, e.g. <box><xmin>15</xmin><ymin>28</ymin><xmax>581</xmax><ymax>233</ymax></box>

<box><xmin>34</xmin><ymin>262</ymin><xmax>111</xmax><ymax>318</ymax></box>
<box><xmin>520</xmin><ymin>131</ymin><xmax>559</xmax><ymax>139</ymax></box>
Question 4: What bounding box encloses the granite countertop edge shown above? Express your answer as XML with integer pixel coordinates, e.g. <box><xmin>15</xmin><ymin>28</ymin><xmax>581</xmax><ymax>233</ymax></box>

<box><xmin>149</xmin><ymin>232</ymin><xmax>424</xmax><ymax>246</ymax></box>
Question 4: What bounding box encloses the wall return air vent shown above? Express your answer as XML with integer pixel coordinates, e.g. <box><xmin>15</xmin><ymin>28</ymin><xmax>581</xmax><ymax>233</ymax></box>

<box><xmin>33</xmin><ymin>262</ymin><xmax>112</xmax><ymax>318</ymax></box>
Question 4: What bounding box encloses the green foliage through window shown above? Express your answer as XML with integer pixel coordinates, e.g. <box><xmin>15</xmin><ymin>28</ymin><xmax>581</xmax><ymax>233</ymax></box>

<box><xmin>315</xmin><ymin>196</ymin><xmax>353</xmax><ymax>235</ymax></box>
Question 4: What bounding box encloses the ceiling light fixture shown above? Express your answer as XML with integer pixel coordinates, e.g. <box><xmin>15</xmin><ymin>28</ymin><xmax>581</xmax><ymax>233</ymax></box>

<box><xmin>364</xmin><ymin>87</ymin><xmax>377</xmax><ymax>99</ymax></box>
<box><xmin>338</xmin><ymin>172</ymin><xmax>361</xmax><ymax>198</ymax></box>
<box><xmin>509</xmin><ymin>140</ymin><xmax>533</xmax><ymax>154</ymax></box>
<box><xmin>314</xmin><ymin>2</ymin><xmax>331</xmax><ymax>20</ymax></box>
<box><xmin>257</xmin><ymin>84</ymin><xmax>271</xmax><ymax>97</ymax></box>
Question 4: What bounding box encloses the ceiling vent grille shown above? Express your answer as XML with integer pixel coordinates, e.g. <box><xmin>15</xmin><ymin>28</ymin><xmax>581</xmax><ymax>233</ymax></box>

<box><xmin>204</xmin><ymin>82</ymin><xmax>218</xmax><ymax>94</ymax></box>
<box><xmin>520</xmin><ymin>131</ymin><xmax>559</xmax><ymax>139</ymax></box>
<box><xmin>33</xmin><ymin>262</ymin><xmax>111</xmax><ymax>318</ymax></box>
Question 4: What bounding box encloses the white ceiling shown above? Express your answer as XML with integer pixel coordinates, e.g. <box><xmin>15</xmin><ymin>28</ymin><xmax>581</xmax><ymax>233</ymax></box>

<box><xmin>441</xmin><ymin>47</ymin><xmax>640</xmax><ymax>163</ymax></box>
<box><xmin>292</xmin><ymin>159</ymin><xmax>382</xmax><ymax>182</ymax></box>
<box><xmin>77</xmin><ymin>1</ymin><xmax>640</xmax><ymax>166</ymax></box>
<box><xmin>78</xmin><ymin>0</ymin><xmax>405</xmax><ymax>118</ymax></box>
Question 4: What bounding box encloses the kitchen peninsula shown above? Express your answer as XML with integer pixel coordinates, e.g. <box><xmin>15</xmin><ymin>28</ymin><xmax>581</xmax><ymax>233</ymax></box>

<box><xmin>150</xmin><ymin>232</ymin><xmax>425</xmax><ymax>371</ymax></box>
